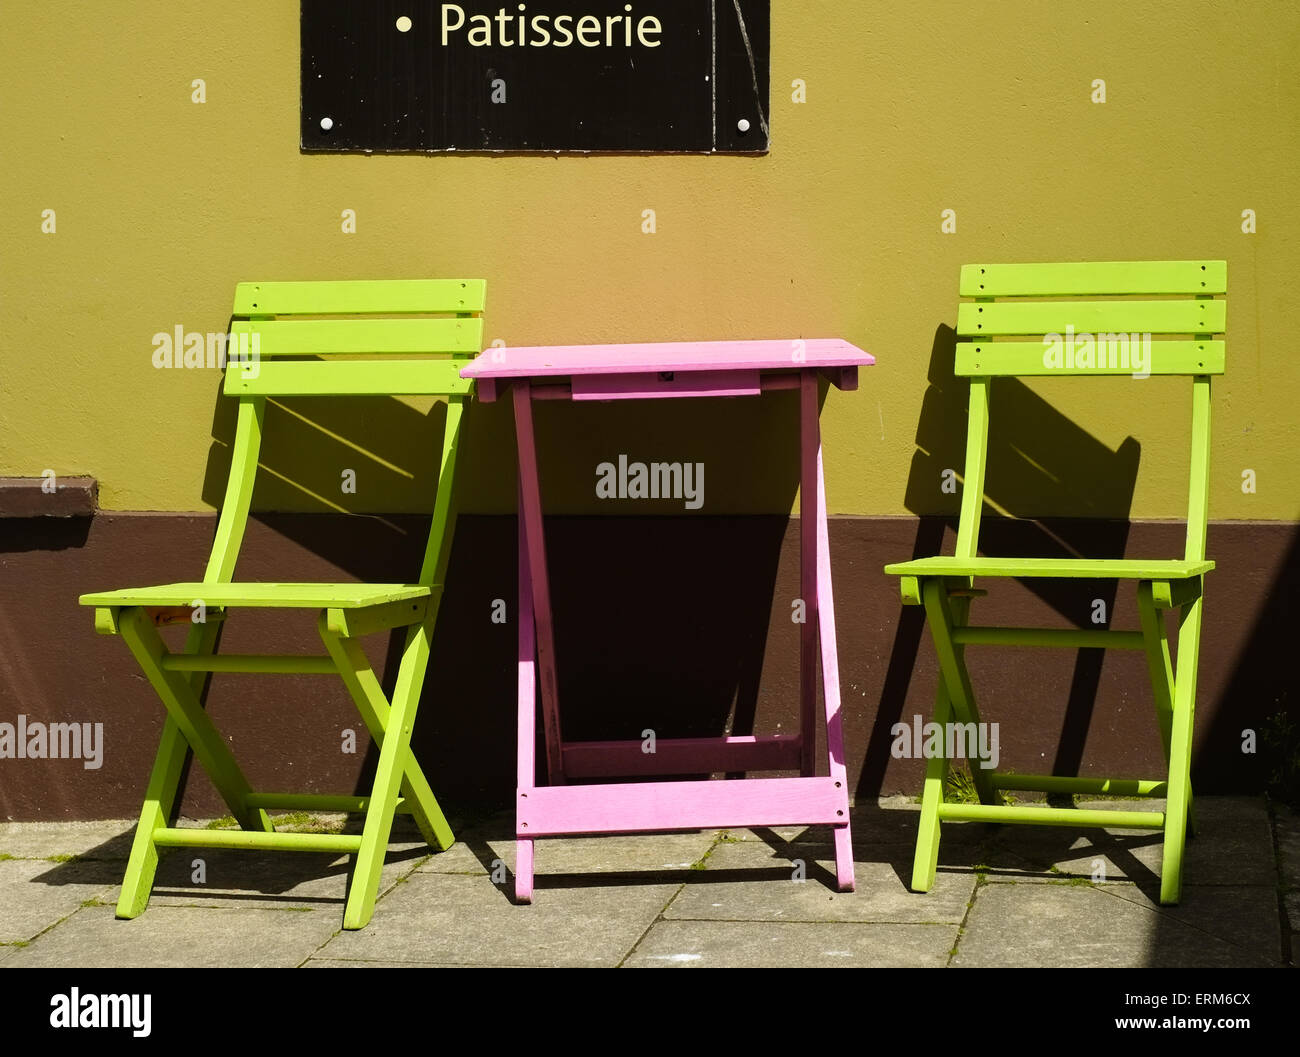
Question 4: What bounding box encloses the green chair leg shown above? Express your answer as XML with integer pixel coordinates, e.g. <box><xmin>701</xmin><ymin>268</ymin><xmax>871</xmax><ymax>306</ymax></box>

<box><xmin>116</xmin><ymin>715</ymin><xmax>187</xmax><ymax>919</ymax></box>
<box><xmin>1159</xmin><ymin>595</ymin><xmax>1204</xmax><ymax>905</ymax></box>
<box><xmin>921</xmin><ymin>581</ymin><xmax>998</xmax><ymax>805</ymax></box>
<box><xmin>319</xmin><ymin>617</ymin><xmax>455</xmax><ymax>852</ymax></box>
<box><xmin>1137</xmin><ymin>581</ymin><xmax>1197</xmax><ymax>838</ymax></box>
<box><xmin>116</xmin><ymin>617</ymin><xmax>271</xmax><ymax>918</ymax></box>
<box><xmin>118</xmin><ymin>608</ymin><xmax>270</xmax><ymax>832</ymax></box>
<box><xmin>342</xmin><ymin>624</ymin><xmax>434</xmax><ymax>930</ymax></box>
<box><xmin>911</xmin><ymin>680</ymin><xmax>954</xmax><ymax>892</ymax></box>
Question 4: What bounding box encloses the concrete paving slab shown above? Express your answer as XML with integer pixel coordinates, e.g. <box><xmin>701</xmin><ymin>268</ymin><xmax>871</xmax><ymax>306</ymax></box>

<box><xmin>0</xmin><ymin>819</ymin><xmax>135</xmax><ymax>861</ymax></box>
<box><xmin>626</xmin><ymin>920</ymin><xmax>957</xmax><ymax>968</ymax></box>
<box><xmin>953</xmin><ymin>881</ymin><xmax>1280</xmax><ymax>968</ymax></box>
<box><xmin>321</xmin><ymin>871</ymin><xmax>677</xmax><ymax>967</ymax></box>
<box><xmin>0</xmin><ymin>858</ymin><xmax>117</xmax><ymax>943</ymax></box>
<box><xmin>6</xmin><ymin>905</ymin><xmax>341</xmax><ymax>968</ymax></box>
<box><xmin>0</xmin><ymin>796</ymin><xmax>1284</xmax><ymax>969</ymax></box>
<box><xmin>419</xmin><ymin>830</ymin><xmax>719</xmax><ymax>880</ymax></box>
<box><xmin>663</xmin><ymin>839</ymin><xmax>974</xmax><ymax>923</ymax></box>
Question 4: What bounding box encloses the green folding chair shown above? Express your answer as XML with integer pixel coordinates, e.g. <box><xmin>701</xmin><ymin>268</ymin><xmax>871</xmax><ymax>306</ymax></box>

<box><xmin>80</xmin><ymin>278</ymin><xmax>484</xmax><ymax>929</ymax></box>
<box><xmin>885</xmin><ymin>260</ymin><xmax>1225</xmax><ymax>905</ymax></box>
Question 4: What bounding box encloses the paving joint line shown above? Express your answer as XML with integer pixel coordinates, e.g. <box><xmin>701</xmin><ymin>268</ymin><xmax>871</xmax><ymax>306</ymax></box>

<box><xmin>1265</xmin><ymin>800</ymin><xmax>1294</xmax><ymax>966</ymax></box>
<box><xmin>615</xmin><ymin>830</ymin><xmax>724</xmax><ymax>967</ymax></box>
<box><xmin>945</xmin><ymin>872</ymin><xmax>985</xmax><ymax>967</ymax></box>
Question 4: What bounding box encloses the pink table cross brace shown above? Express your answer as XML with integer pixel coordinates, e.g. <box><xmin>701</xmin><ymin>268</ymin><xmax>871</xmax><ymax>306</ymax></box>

<box><xmin>461</xmin><ymin>338</ymin><xmax>875</xmax><ymax>902</ymax></box>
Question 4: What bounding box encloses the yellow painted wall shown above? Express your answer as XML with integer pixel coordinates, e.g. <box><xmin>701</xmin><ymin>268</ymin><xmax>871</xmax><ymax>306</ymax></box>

<box><xmin>2</xmin><ymin>1</ymin><xmax>1297</xmax><ymax>519</ymax></box>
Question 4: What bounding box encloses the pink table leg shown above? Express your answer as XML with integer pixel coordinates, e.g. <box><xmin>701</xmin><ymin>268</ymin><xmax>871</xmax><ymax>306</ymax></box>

<box><xmin>512</xmin><ymin>383</ymin><xmax>565</xmax><ymax>786</ymax></box>
<box><xmin>799</xmin><ymin>385</ymin><xmax>820</xmax><ymax>779</ymax></box>
<box><xmin>515</xmin><ymin>472</ymin><xmax>537</xmax><ymax>904</ymax></box>
<box><xmin>801</xmin><ymin>370</ymin><xmax>855</xmax><ymax>891</ymax></box>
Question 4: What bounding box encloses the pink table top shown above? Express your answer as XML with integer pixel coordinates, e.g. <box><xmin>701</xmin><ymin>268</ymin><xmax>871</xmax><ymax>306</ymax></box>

<box><xmin>460</xmin><ymin>338</ymin><xmax>874</xmax><ymax>380</ymax></box>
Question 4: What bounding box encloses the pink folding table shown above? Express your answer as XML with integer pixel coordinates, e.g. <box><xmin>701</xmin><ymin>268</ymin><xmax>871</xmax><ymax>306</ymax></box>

<box><xmin>461</xmin><ymin>339</ymin><xmax>875</xmax><ymax>902</ymax></box>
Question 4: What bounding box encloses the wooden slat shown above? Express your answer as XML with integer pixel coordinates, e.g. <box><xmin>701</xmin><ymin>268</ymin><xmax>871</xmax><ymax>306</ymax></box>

<box><xmin>460</xmin><ymin>338</ymin><xmax>874</xmax><ymax>378</ymax></box>
<box><xmin>955</xmin><ymin>339</ymin><xmax>1226</xmax><ymax>376</ymax></box>
<box><xmin>235</xmin><ymin>318</ymin><xmax>482</xmax><ymax>357</ymax></box>
<box><xmin>325</xmin><ymin>596</ymin><xmax>430</xmax><ymax>637</ymax></box>
<box><xmin>991</xmin><ymin>774</ymin><xmax>1167</xmax><ymax>796</ymax></box>
<box><xmin>882</xmin><ymin>555</ymin><xmax>1214</xmax><ymax>579</ymax></box>
<box><xmin>560</xmin><ymin>734</ymin><xmax>803</xmax><ymax>778</ymax></box>
<box><xmin>951</xmin><ymin>626</ymin><xmax>1146</xmax><ymax>649</ymax></box>
<box><xmin>959</xmin><ymin>260</ymin><xmax>1227</xmax><ymax>297</ymax></box>
<box><xmin>152</xmin><ymin>828</ymin><xmax>365</xmax><ymax>853</ymax></box>
<box><xmin>224</xmin><ymin>359</ymin><xmax>474</xmax><ymax>397</ymax></box>
<box><xmin>957</xmin><ymin>300</ymin><xmax>1225</xmax><ymax>336</ymax></box>
<box><xmin>1152</xmin><ymin>578</ymin><xmax>1203</xmax><ymax>609</ymax></box>
<box><xmin>518</xmin><ymin>776</ymin><xmax>846</xmax><ymax>836</ymax></box>
<box><xmin>159</xmin><ymin>654</ymin><xmax>339</xmax><ymax>674</ymax></box>
<box><xmin>938</xmin><ymin>803</ymin><xmax>1165</xmax><ymax>828</ymax></box>
<box><xmin>244</xmin><ymin>793</ymin><xmax>414</xmax><ymax>813</ymax></box>
<box><xmin>80</xmin><ymin>582</ymin><xmax>429</xmax><ymax>608</ymax></box>
<box><xmin>233</xmin><ymin>279</ymin><xmax>486</xmax><ymax>316</ymax></box>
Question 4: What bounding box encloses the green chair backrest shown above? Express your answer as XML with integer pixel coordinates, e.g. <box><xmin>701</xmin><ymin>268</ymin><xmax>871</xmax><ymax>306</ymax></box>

<box><xmin>225</xmin><ymin>279</ymin><xmax>485</xmax><ymax>398</ymax></box>
<box><xmin>205</xmin><ymin>279</ymin><xmax>486</xmax><ymax>586</ymax></box>
<box><xmin>950</xmin><ymin>260</ymin><xmax>1226</xmax><ymax>565</ymax></box>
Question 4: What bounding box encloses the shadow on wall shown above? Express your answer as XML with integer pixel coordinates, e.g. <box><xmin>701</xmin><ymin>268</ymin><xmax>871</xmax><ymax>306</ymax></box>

<box><xmin>192</xmin><ymin>373</ymin><xmax>811</xmax><ymax>804</ymax></box>
<box><xmin>857</xmin><ymin>323</ymin><xmax>1141</xmax><ymax>802</ymax></box>
<box><xmin>196</xmin><ymin>378</ymin><xmax>503</xmax><ymax>807</ymax></box>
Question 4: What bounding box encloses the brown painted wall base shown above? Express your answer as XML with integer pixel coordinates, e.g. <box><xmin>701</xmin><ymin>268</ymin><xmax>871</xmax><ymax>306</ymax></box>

<box><xmin>0</xmin><ymin>513</ymin><xmax>1295</xmax><ymax>820</ymax></box>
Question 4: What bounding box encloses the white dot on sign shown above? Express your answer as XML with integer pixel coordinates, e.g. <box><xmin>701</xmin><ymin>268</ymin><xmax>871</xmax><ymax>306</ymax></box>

<box><xmin>396</xmin><ymin>16</ymin><xmax>412</xmax><ymax>32</ymax></box>
<box><xmin>319</xmin><ymin>116</ymin><xmax>334</xmax><ymax>131</ymax></box>
<box><xmin>737</xmin><ymin>118</ymin><xmax>751</xmax><ymax>133</ymax></box>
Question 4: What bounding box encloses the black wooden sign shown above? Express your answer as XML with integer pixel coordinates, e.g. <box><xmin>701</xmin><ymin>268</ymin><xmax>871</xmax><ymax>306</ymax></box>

<box><xmin>301</xmin><ymin>1</ymin><xmax>769</xmax><ymax>153</ymax></box>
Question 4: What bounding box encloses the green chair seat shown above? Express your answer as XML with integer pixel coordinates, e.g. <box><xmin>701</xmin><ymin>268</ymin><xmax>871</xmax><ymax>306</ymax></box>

<box><xmin>883</xmin><ymin>556</ymin><xmax>1214</xmax><ymax>580</ymax></box>
<box><xmin>80</xmin><ymin>582</ymin><xmax>431</xmax><ymax>609</ymax></box>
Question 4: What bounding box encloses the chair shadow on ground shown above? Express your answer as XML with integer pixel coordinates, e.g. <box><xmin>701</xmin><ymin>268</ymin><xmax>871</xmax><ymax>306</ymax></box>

<box><xmin>449</xmin><ymin>801</ymin><xmax>1168</xmax><ymax>898</ymax></box>
<box><xmin>25</xmin><ymin>815</ymin><xmax>436</xmax><ymax>909</ymax></box>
